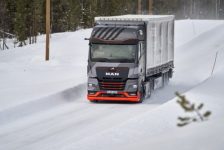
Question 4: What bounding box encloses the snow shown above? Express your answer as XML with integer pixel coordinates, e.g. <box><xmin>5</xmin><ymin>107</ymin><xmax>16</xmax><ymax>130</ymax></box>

<box><xmin>0</xmin><ymin>20</ymin><xmax>224</xmax><ymax>150</ymax></box>
<box><xmin>124</xmin><ymin>117</ymin><xmax>224</xmax><ymax>150</ymax></box>
<box><xmin>95</xmin><ymin>14</ymin><xmax>174</xmax><ymax>21</ymax></box>
<box><xmin>0</xmin><ymin>30</ymin><xmax>90</xmax><ymax>111</ymax></box>
<box><xmin>175</xmin><ymin>20</ymin><xmax>224</xmax><ymax>47</ymax></box>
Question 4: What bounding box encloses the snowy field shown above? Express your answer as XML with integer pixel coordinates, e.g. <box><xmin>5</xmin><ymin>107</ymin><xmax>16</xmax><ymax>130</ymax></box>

<box><xmin>0</xmin><ymin>20</ymin><xmax>224</xmax><ymax>150</ymax></box>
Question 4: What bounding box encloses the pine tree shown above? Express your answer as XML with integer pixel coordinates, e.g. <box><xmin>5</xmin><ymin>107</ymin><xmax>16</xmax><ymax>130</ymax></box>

<box><xmin>80</xmin><ymin>0</ymin><xmax>92</xmax><ymax>28</ymax></box>
<box><xmin>4</xmin><ymin>0</ymin><xmax>16</xmax><ymax>34</ymax></box>
<box><xmin>14</xmin><ymin>0</ymin><xmax>29</xmax><ymax>46</ymax></box>
<box><xmin>2</xmin><ymin>0</ymin><xmax>224</xmax><ymax>48</ymax></box>
<box><xmin>176</xmin><ymin>92</ymin><xmax>212</xmax><ymax>127</ymax></box>
<box><xmin>66</xmin><ymin>0</ymin><xmax>81</xmax><ymax>31</ymax></box>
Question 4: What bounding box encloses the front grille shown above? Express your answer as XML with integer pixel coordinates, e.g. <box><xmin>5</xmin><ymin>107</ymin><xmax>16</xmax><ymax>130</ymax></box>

<box><xmin>102</xmin><ymin>77</ymin><xmax>123</xmax><ymax>80</ymax></box>
<box><xmin>100</xmin><ymin>94</ymin><xmax>125</xmax><ymax>97</ymax></box>
<box><xmin>99</xmin><ymin>81</ymin><xmax>126</xmax><ymax>91</ymax></box>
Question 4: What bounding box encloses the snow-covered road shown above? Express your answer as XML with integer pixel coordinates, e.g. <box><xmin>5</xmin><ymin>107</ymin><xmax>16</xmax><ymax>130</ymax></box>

<box><xmin>0</xmin><ymin>20</ymin><xmax>224</xmax><ymax>150</ymax></box>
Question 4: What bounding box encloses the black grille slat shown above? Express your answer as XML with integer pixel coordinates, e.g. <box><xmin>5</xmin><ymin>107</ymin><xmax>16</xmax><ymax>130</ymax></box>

<box><xmin>105</xmin><ymin>27</ymin><xmax>120</xmax><ymax>40</ymax></box>
<box><xmin>99</xmin><ymin>81</ymin><xmax>126</xmax><ymax>91</ymax></box>
<box><xmin>100</xmin><ymin>94</ymin><xmax>125</xmax><ymax>97</ymax></box>
<box><xmin>96</xmin><ymin>27</ymin><xmax>108</xmax><ymax>38</ymax></box>
<box><xmin>101</xmin><ymin>27</ymin><xmax>114</xmax><ymax>39</ymax></box>
<box><xmin>111</xmin><ymin>28</ymin><xmax>125</xmax><ymax>40</ymax></box>
<box><xmin>92</xmin><ymin>28</ymin><xmax>101</xmax><ymax>38</ymax></box>
<box><xmin>102</xmin><ymin>77</ymin><xmax>123</xmax><ymax>81</ymax></box>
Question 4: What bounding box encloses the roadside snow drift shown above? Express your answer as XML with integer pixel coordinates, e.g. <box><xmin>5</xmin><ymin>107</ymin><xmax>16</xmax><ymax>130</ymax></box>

<box><xmin>0</xmin><ymin>20</ymin><xmax>224</xmax><ymax>150</ymax></box>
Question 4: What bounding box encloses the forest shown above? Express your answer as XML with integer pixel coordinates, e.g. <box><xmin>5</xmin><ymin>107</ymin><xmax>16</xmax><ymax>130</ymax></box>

<box><xmin>0</xmin><ymin>0</ymin><xmax>224</xmax><ymax>47</ymax></box>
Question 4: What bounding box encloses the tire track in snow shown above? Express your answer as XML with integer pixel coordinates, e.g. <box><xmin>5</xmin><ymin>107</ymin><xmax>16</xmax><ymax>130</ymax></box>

<box><xmin>1</xmin><ymin>21</ymin><xmax>224</xmax><ymax>150</ymax></box>
<box><xmin>0</xmin><ymin>83</ymin><xmax>86</xmax><ymax>126</ymax></box>
<box><xmin>0</xmin><ymin>98</ymin><xmax>154</xmax><ymax>150</ymax></box>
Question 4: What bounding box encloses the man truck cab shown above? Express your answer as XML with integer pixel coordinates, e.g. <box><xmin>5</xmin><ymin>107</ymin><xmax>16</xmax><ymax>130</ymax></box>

<box><xmin>87</xmin><ymin>15</ymin><xmax>174</xmax><ymax>102</ymax></box>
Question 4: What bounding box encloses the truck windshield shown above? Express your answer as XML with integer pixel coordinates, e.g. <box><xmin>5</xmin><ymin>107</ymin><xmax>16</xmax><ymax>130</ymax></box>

<box><xmin>90</xmin><ymin>44</ymin><xmax>137</xmax><ymax>63</ymax></box>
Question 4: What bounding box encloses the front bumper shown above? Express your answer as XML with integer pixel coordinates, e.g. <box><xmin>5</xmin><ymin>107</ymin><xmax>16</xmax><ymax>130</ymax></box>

<box><xmin>87</xmin><ymin>91</ymin><xmax>140</xmax><ymax>102</ymax></box>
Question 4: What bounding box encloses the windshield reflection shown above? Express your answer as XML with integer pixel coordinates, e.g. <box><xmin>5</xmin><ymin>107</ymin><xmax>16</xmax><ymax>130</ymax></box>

<box><xmin>90</xmin><ymin>44</ymin><xmax>137</xmax><ymax>63</ymax></box>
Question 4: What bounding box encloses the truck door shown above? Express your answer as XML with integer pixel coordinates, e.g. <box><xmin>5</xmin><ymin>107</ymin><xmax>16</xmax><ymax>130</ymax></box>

<box><xmin>138</xmin><ymin>42</ymin><xmax>146</xmax><ymax>81</ymax></box>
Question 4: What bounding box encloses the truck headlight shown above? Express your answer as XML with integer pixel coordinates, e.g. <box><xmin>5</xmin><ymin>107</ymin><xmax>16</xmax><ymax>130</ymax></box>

<box><xmin>88</xmin><ymin>83</ymin><xmax>98</xmax><ymax>90</ymax></box>
<box><xmin>88</xmin><ymin>83</ymin><xmax>94</xmax><ymax>87</ymax></box>
<box><xmin>125</xmin><ymin>80</ymin><xmax>138</xmax><ymax>91</ymax></box>
<box><xmin>132</xmin><ymin>84</ymin><xmax>138</xmax><ymax>89</ymax></box>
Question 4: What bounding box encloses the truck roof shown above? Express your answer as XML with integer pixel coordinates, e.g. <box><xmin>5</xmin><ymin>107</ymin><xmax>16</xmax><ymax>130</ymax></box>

<box><xmin>95</xmin><ymin>15</ymin><xmax>174</xmax><ymax>22</ymax></box>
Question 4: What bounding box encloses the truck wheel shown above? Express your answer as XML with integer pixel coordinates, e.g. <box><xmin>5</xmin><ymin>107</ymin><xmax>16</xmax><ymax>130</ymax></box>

<box><xmin>139</xmin><ymin>83</ymin><xmax>145</xmax><ymax>103</ymax></box>
<box><xmin>145</xmin><ymin>79</ymin><xmax>154</xmax><ymax>99</ymax></box>
<box><xmin>90</xmin><ymin>100</ymin><xmax>98</xmax><ymax>103</ymax></box>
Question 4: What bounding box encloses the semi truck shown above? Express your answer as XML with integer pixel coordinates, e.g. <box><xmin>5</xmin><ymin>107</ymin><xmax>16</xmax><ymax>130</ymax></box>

<box><xmin>87</xmin><ymin>15</ymin><xmax>174</xmax><ymax>102</ymax></box>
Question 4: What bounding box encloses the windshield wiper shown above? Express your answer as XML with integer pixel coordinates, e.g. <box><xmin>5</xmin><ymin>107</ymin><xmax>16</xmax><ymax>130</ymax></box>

<box><xmin>116</xmin><ymin>58</ymin><xmax>135</xmax><ymax>63</ymax></box>
<box><xmin>92</xmin><ymin>58</ymin><xmax>110</xmax><ymax>62</ymax></box>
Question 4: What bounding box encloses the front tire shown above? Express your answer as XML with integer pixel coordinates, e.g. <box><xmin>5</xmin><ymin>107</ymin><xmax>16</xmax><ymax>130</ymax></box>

<box><xmin>90</xmin><ymin>100</ymin><xmax>98</xmax><ymax>103</ymax></box>
<box><xmin>138</xmin><ymin>83</ymin><xmax>145</xmax><ymax>103</ymax></box>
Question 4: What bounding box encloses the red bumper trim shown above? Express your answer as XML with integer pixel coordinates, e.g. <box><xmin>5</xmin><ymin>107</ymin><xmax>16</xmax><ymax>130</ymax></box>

<box><xmin>87</xmin><ymin>91</ymin><xmax>140</xmax><ymax>102</ymax></box>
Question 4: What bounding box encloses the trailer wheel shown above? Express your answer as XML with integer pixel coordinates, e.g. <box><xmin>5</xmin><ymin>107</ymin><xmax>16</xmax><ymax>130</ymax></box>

<box><xmin>162</xmin><ymin>73</ymin><xmax>165</xmax><ymax>87</ymax></box>
<box><xmin>150</xmin><ymin>79</ymin><xmax>155</xmax><ymax>94</ymax></box>
<box><xmin>162</xmin><ymin>72</ymin><xmax>169</xmax><ymax>87</ymax></box>
<box><xmin>168</xmin><ymin>69</ymin><xmax>173</xmax><ymax>78</ymax></box>
<box><xmin>166</xmin><ymin>72</ymin><xmax>169</xmax><ymax>84</ymax></box>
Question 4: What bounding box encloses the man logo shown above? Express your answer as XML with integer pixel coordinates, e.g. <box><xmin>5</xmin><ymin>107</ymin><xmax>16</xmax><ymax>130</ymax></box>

<box><xmin>110</xmin><ymin>67</ymin><xmax>115</xmax><ymax>71</ymax></box>
<box><xmin>109</xmin><ymin>67</ymin><xmax>116</xmax><ymax>72</ymax></box>
<box><xmin>105</xmin><ymin>72</ymin><xmax>119</xmax><ymax>76</ymax></box>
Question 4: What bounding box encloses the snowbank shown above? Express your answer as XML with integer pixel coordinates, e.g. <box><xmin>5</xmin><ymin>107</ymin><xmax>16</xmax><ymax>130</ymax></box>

<box><xmin>0</xmin><ymin>20</ymin><xmax>224</xmax><ymax>150</ymax></box>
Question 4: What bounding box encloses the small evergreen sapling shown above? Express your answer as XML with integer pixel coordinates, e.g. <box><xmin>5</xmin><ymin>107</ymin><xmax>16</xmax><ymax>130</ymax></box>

<box><xmin>175</xmin><ymin>92</ymin><xmax>212</xmax><ymax>127</ymax></box>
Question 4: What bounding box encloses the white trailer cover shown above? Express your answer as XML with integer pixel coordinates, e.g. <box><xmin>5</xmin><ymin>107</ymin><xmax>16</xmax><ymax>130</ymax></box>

<box><xmin>146</xmin><ymin>16</ymin><xmax>174</xmax><ymax>69</ymax></box>
<box><xmin>95</xmin><ymin>15</ymin><xmax>175</xmax><ymax>70</ymax></box>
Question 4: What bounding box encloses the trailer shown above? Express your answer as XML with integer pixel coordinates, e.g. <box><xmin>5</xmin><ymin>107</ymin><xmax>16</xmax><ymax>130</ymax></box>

<box><xmin>87</xmin><ymin>15</ymin><xmax>174</xmax><ymax>102</ymax></box>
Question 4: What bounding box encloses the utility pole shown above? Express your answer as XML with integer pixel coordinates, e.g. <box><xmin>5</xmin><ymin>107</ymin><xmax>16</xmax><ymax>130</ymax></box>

<box><xmin>149</xmin><ymin>0</ymin><xmax>153</xmax><ymax>15</ymax></box>
<box><xmin>138</xmin><ymin>0</ymin><xmax>141</xmax><ymax>14</ymax></box>
<box><xmin>46</xmin><ymin>0</ymin><xmax>50</xmax><ymax>61</ymax></box>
